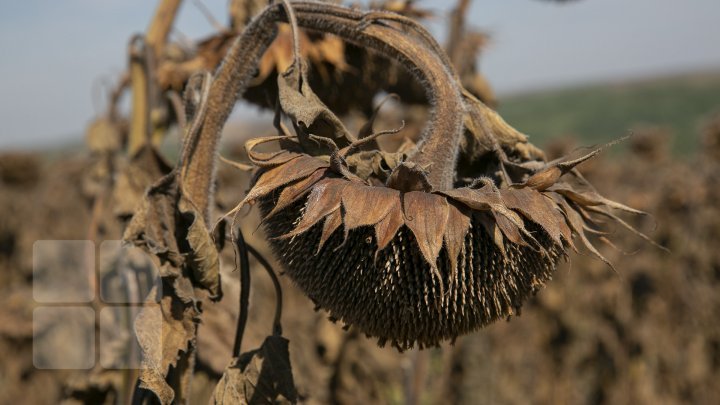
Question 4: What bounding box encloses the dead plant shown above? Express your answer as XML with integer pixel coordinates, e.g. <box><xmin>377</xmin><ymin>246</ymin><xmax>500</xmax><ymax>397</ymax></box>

<box><xmin>120</xmin><ymin>0</ymin><xmax>656</xmax><ymax>402</ymax></box>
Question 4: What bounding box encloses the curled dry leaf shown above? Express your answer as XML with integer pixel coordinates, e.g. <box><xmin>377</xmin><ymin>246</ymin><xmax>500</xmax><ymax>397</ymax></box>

<box><xmin>123</xmin><ymin>170</ymin><xmax>223</xmax><ymax>403</ymax></box>
<box><xmin>278</xmin><ymin>59</ymin><xmax>355</xmax><ymax>150</ymax></box>
<box><xmin>112</xmin><ymin>145</ymin><xmax>173</xmax><ymax>219</ymax></box>
<box><xmin>212</xmin><ymin>336</ymin><xmax>298</xmax><ymax>405</ymax></box>
<box><xmin>134</xmin><ymin>283</ymin><xmax>199</xmax><ymax>405</ymax></box>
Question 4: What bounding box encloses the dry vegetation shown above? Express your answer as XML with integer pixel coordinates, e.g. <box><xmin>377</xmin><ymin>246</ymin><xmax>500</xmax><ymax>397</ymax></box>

<box><xmin>0</xmin><ymin>0</ymin><xmax>718</xmax><ymax>404</ymax></box>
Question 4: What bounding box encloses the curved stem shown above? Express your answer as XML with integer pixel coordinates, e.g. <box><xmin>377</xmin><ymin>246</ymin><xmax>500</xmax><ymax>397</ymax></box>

<box><xmin>232</xmin><ymin>229</ymin><xmax>251</xmax><ymax>357</ymax></box>
<box><xmin>146</xmin><ymin>0</ymin><xmax>183</xmax><ymax>59</ymax></box>
<box><xmin>127</xmin><ymin>36</ymin><xmax>151</xmax><ymax>156</ymax></box>
<box><xmin>181</xmin><ymin>2</ymin><xmax>465</xmax><ymax>223</ymax></box>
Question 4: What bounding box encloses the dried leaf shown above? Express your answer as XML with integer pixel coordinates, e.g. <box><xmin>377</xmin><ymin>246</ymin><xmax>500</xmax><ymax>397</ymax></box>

<box><xmin>245</xmin><ymin>136</ymin><xmax>303</xmax><ymax>167</ymax></box>
<box><xmin>342</xmin><ymin>183</ymin><xmax>400</xmax><ymax>230</ymax></box>
<box><xmin>403</xmin><ymin>192</ymin><xmax>449</xmax><ymax>267</ymax></box>
<box><xmin>318</xmin><ymin>207</ymin><xmax>343</xmax><ymax>252</ymax></box>
<box><xmin>523</xmin><ymin>137</ymin><xmax>629</xmax><ymax>190</ymax></box>
<box><xmin>388</xmin><ymin>161</ymin><xmax>434</xmax><ymax>192</ymax></box>
<box><xmin>440</xmin><ymin>186</ymin><xmax>531</xmax><ymax>246</ymax></box>
<box><xmin>523</xmin><ymin>166</ymin><xmax>562</xmax><ymax>191</ymax></box>
<box><xmin>373</xmin><ymin>196</ymin><xmax>404</xmax><ymax>253</ymax></box>
<box><xmin>492</xmin><ymin>211</ymin><xmax>524</xmax><ymax>246</ymax></box>
<box><xmin>555</xmin><ymin>196</ymin><xmax>615</xmax><ymax>271</ymax></box>
<box><xmin>135</xmin><ymin>284</ymin><xmax>198</xmax><ymax>405</ymax></box>
<box><xmin>265</xmin><ymin>168</ymin><xmax>327</xmax><ymax>219</ymax></box>
<box><xmin>477</xmin><ymin>212</ymin><xmax>506</xmax><ymax>258</ymax></box>
<box><xmin>123</xmin><ymin>173</ymin><xmax>183</xmax><ymax>271</ymax></box>
<box><xmin>444</xmin><ymin>202</ymin><xmax>471</xmax><ymax>271</ymax></box>
<box><xmin>113</xmin><ymin>145</ymin><xmax>173</xmax><ymax>218</ymax></box>
<box><xmin>178</xmin><ymin>198</ymin><xmax>222</xmax><ymax>299</ymax></box>
<box><xmin>278</xmin><ymin>61</ymin><xmax>354</xmax><ymax>147</ymax></box>
<box><xmin>281</xmin><ymin>179</ymin><xmax>347</xmax><ymax>238</ymax></box>
<box><xmin>240</xmin><ymin>156</ymin><xmax>329</xmax><ymax>210</ymax></box>
<box><xmin>500</xmin><ymin>187</ymin><xmax>567</xmax><ymax>246</ymax></box>
<box><xmin>212</xmin><ymin>336</ymin><xmax>298</xmax><ymax>404</ymax></box>
<box><xmin>550</xmin><ymin>183</ymin><xmax>647</xmax><ymax>215</ymax></box>
<box><xmin>124</xmin><ymin>171</ymin><xmax>221</xmax><ymax>298</ymax></box>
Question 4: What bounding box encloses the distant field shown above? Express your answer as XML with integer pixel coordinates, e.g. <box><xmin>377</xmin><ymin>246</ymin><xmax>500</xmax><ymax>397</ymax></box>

<box><xmin>497</xmin><ymin>71</ymin><xmax>720</xmax><ymax>156</ymax></box>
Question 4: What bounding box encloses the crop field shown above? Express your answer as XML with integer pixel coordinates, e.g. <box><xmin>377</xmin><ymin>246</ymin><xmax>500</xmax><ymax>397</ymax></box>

<box><xmin>0</xmin><ymin>1</ymin><xmax>719</xmax><ymax>404</ymax></box>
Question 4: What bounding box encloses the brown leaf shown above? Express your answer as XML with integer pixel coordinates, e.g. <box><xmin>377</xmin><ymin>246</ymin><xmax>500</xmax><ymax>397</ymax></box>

<box><xmin>403</xmin><ymin>192</ymin><xmax>449</xmax><ymax>267</ymax></box>
<box><xmin>123</xmin><ymin>172</ymin><xmax>183</xmax><ymax>272</ymax></box>
<box><xmin>212</xmin><ymin>335</ymin><xmax>298</xmax><ymax>404</ymax></box>
<box><xmin>492</xmin><ymin>211</ymin><xmax>524</xmax><ymax>246</ymax></box>
<box><xmin>549</xmin><ymin>183</ymin><xmax>647</xmax><ymax>215</ymax></box>
<box><xmin>318</xmin><ymin>207</ymin><xmax>343</xmax><ymax>252</ymax></box>
<box><xmin>440</xmin><ymin>186</ymin><xmax>531</xmax><ymax>246</ymax></box>
<box><xmin>500</xmin><ymin>187</ymin><xmax>567</xmax><ymax>246</ymax></box>
<box><xmin>123</xmin><ymin>172</ymin><xmax>221</xmax><ymax>299</ymax></box>
<box><xmin>265</xmin><ymin>168</ymin><xmax>327</xmax><ymax>219</ymax></box>
<box><xmin>374</xmin><ymin>196</ymin><xmax>404</xmax><ymax>253</ymax></box>
<box><xmin>281</xmin><ymin>179</ymin><xmax>347</xmax><ymax>238</ymax></box>
<box><xmin>245</xmin><ymin>136</ymin><xmax>303</xmax><ymax>167</ymax></box>
<box><xmin>386</xmin><ymin>162</ymin><xmax>432</xmax><ymax>193</ymax></box>
<box><xmin>113</xmin><ymin>145</ymin><xmax>173</xmax><ymax>218</ymax></box>
<box><xmin>342</xmin><ymin>183</ymin><xmax>401</xmax><ymax>230</ymax></box>
<box><xmin>523</xmin><ymin>166</ymin><xmax>562</xmax><ymax>191</ymax></box>
<box><xmin>461</xmin><ymin>95</ymin><xmax>537</xmax><ymax>161</ymax></box>
<box><xmin>440</xmin><ymin>185</ymin><xmax>501</xmax><ymax>211</ymax></box>
<box><xmin>241</xmin><ymin>156</ymin><xmax>329</xmax><ymax>209</ymax></box>
<box><xmin>178</xmin><ymin>198</ymin><xmax>222</xmax><ymax>300</ymax></box>
<box><xmin>477</xmin><ymin>212</ymin><xmax>507</xmax><ymax>258</ymax></box>
<box><xmin>444</xmin><ymin>202</ymin><xmax>471</xmax><ymax>271</ymax></box>
<box><xmin>135</xmin><ymin>284</ymin><xmax>199</xmax><ymax>405</ymax></box>
<box><xmin>555</xmin><ymin>197</ymin><xmax>615</xmax><ymax>271</ymax></box>
<box><xmin>522</xmin><ymin>136</ymin><xmax>629</xmax><ymax>190</ymax></box>
<box><xmin>584</xmin><ymin>205</ymin><xmax>668</xmax><ymax>252</ymax></box>
<box><xmin>278</xmin><ymin>61</ymin><xmax>354</xmax><ymax>148</ymax></box>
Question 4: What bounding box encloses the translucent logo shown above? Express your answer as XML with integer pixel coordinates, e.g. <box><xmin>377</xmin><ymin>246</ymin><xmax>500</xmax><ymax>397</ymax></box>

<box><xmin>32</xmin><ymin>240</ymin><xmax>161</xmax><ymax>370</ymax></box>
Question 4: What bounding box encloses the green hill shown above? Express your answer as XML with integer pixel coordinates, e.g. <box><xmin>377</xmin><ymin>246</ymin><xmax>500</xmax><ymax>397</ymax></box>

<box><xmin>497</xmin><ymin>71</ymin><xmax>720</xmax><ymax>156</ymax></box>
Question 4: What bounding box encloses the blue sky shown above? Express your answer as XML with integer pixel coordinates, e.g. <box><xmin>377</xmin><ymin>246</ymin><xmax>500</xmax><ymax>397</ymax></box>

<box><xmin>1</xmin><ymin>0</ymin><xmax>719</xmax><ymax>149</ymax></box>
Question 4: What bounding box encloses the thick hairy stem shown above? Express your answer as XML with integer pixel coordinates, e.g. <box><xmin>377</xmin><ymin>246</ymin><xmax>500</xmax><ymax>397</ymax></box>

<box><xmin>183</xmin><ymin>2</ymin><xmax>465</xmax><ymax>221</ymax></box>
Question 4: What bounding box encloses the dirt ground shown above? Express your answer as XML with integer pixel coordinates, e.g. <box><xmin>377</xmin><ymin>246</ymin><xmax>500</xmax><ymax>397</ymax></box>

<box><xmin>1</xmin><ymin>122</ymin><xmax>719</xmax><ymax>404</ymax></box>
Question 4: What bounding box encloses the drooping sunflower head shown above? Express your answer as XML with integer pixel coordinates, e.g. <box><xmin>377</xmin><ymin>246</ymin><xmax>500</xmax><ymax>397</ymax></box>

<box><xmin>220</xmin><ymin>1</ymin><xmax>651</xmax><ymax>350</ymax></box>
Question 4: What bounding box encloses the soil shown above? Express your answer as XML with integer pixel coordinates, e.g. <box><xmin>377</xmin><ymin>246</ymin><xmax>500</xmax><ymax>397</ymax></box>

<box><xmin>0</xmin><ymin>128</ymin><xmax>718</xmax><ymax>404</ymax></box>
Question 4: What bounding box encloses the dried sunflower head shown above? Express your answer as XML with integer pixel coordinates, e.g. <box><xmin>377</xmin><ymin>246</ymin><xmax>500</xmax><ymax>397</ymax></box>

<box><xmin>235</xmin><ymin>126</ymin><xmax>643</xmax><ymax>350</ymax></box>
<box><xmin>182</xmin><ymin>1</ymin><xmax>652</xmax><ymax>350</ymax></box>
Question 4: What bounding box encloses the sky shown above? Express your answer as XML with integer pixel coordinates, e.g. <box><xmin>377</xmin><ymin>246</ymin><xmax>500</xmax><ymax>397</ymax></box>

<box><xmin>0</xmin><ymin>0</ymin><xmax>719</xmax><ymax>149</ymax></box>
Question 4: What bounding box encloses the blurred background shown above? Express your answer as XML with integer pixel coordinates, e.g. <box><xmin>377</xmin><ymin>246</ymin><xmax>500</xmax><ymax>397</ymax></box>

<box><xmin>2</xmin><ymin>0</ymin><xmax>720</xmax><ymax>151</ymax></box>
<box><xmin>0</xmin><ymin>1</ymin><xmax>719</xmax><ymax>404</ymax></box>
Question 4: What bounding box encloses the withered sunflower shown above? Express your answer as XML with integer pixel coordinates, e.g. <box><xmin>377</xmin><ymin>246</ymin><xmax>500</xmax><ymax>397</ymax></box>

<box><xmin>197</xmin><ymin>1</ymin><xmax>650</xmax><ymax>350</ymax></box>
